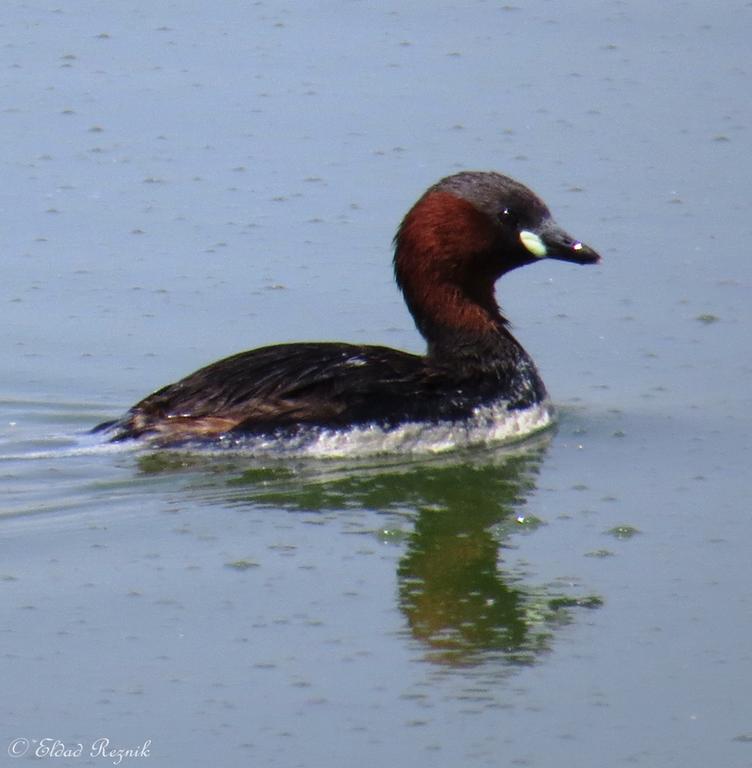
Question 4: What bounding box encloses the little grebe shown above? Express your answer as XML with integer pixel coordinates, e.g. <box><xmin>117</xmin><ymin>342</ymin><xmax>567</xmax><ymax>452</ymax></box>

<box><xmin>96</xmin><ymin>171</ymin><xmax>600</xmax><ymax>445</ymax></box>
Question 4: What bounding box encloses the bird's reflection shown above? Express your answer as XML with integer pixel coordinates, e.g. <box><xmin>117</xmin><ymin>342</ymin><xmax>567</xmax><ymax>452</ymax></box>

<box><xmin>138</xmin><ymin>434</ymin><xmax>600</xmax><ymax>666</ymax></box>
<box><xmin>397</xmin><ymin>458</ymin><xmax>543</xmax><ymax>667</ymax></box>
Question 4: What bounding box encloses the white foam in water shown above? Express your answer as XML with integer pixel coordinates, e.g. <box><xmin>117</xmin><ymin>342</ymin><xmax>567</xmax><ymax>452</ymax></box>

<box><xmin>1</xmin><ymin>402</ymin><xmax>555</xmax><ymax>460</ymax></box>
<box><xmin>0</xmin><ymin>431</ymin><xmax>140</xmax><ymax>461</ymax></box>
<box><xmin>209</xmin><ymin>400</ymin><xmax>556</xmax><ymax>458</ymax></box>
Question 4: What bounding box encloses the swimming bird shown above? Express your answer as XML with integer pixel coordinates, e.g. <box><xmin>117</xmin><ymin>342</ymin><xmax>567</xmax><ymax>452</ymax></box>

<box><xmin>96</xmin><ymin>171</ymin><xmax>599</xmax><ymax>445</ymax></box>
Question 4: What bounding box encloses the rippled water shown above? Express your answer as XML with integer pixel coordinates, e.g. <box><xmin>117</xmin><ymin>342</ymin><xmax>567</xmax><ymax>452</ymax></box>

<box><xmin>2</xmin><ymin>2</ymin><xmax>752</xmax><ymax>767</ymax></box>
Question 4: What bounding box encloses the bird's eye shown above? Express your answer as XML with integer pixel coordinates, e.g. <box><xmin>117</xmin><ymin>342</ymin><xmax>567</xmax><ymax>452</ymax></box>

<box><xmin>499</xmin><ymin>207</ymin><xmax>519</xmax><ymax>228</ymax></box>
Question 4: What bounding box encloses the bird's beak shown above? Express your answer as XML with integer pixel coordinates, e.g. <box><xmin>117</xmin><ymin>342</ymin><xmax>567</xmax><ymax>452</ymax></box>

<box><xmin>519</xmin><ymin>221</ymin><xmax>600</xmax><ymax>265</ymax></box>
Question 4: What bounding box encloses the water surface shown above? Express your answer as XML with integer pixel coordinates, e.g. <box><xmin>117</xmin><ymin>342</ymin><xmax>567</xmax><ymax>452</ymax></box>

<box><xmin>2</xmin><ymin>2</ymin><xmax>751</xmax><ymax>767</ymax></box>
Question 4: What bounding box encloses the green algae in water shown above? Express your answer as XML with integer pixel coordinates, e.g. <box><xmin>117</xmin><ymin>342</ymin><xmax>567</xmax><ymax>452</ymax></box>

<box><xmin>376</xmin><ymin>527</ymin><xmax>412</xmax><ymax>544</ymax></box>
<box><xmin>585</xmin><ymin>549</ymin><xmax>615</xmax><ymax>558</ymax></box>
<box><xmin>513</xmin><ymin>513</ymin><xmax>545</xmax><ymax>531</ymax></box>
<box><xmin>606</xmin><ymin>525</ymin><xmax>641</xmax><ymax>540</ymax></box>
<box><xmin>548</xmin><ymin>595</ymin><xmax>604</xmax><ymax>611</ymax></box>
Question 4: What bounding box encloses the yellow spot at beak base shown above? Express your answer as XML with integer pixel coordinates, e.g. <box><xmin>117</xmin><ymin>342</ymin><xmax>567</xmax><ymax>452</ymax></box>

<box><xmin>519</xmin><ymin>230</ymin><xmax>547</xmax><ymax>259</ymax></box>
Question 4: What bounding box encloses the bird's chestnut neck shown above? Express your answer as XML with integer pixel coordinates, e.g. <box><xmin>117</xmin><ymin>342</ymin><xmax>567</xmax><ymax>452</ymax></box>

<box><xmin>393</xmin><ymin>191</ymin><xmax>509</xmax><ymax>355</ymax></box>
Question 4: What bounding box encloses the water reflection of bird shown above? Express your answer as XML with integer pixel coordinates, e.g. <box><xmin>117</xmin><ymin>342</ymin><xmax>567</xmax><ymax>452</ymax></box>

<box><xmin>137</xmin><ymin>436</ymin><xmax>601</xmax><ymax>667</ymax></box>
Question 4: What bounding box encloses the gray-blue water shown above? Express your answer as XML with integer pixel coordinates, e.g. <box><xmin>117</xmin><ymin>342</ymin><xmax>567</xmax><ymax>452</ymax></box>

<box><xmin>2</xmin><ymin>2</ymin><xmax>751</xmax><ymax>767</ymax></box>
